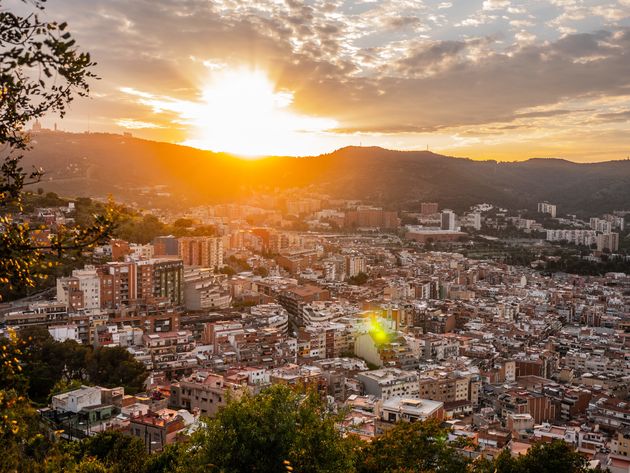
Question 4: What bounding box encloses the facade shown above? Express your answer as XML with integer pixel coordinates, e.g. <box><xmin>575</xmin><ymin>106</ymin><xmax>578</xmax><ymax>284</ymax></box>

<box><xmin>153</xmin><ymin>236</ymin><xmax>179</xmax><ymax>257</ymax></box>
<box><xmin>441</xmin><ymin>210</ymin><xmax>456</xmax><ymax>231</ymax></box>
<box><xmin>345</xmin><ymin>255</ymin><xmax>367</xmax><ymax>277</ymax></box>
<box><xmin>150</xmin><ymin>259</ymin><xmax>184</xmax><ymax>305</ymax></box>
<box><xmin>597</xmin><ymin>232</ymin><xmax>619</xmax><ymax>252</ymax></box>
<box><xmin>418</xmin><ymin>374</ymin><xmax>479</xmax><ymax>406</ymax></box>
<box><xmin>128</xmin><ymin>409</ymin><xmax>187</xmax><ymax>452</ymax></box>
<box><xmin>357</xmin><ymin>368</ymin><xmax>419</xmax><ymax>401</ymax></box>
<box><xmin>612</xmin><ymin>431</ymin><xmax>630</xmax><ymax>457</ymax></box>
<box><xmin>170</xmin><ymin>371</ymin><xmax>246</xmax><ymax>417</ymax></box>
<box><xmin>405</xmin><ymin>227</ymin><xmax>467</xmax><ymax>244</ymax></box>
<box><xmin>183</xmin><ymin>268</ymin><xmax>230</xmax><ymax>310</ymax></box>
<box><xmin>56</xmin><ymin>267</ymin><xmax>101</xmax><ymax>311</ymax></box>
<box><xmin>380</xmin><ymin>397</ymin><xmax>444</xmax><ymax>424</ymax></box>
<box><xmin>538</xmin><ymin>202</ymin><xmax>557</xmax><ymax>218</ymax></box>
<box><xmin>178</xmin><ymin>236</ymin><xmax>224</xmax><ymax>269</ymax></box>
<box><xmin>344</xmin><ymin>207</ymin><xmax>400</xmax><ymax>229</ymax></box>
<box><xmin>420</xmin><ymin>202</ymin><xmax>439</xmax><ymax>216</ymax></box>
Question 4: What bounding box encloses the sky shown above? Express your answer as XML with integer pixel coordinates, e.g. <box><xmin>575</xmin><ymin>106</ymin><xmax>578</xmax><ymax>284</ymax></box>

<box><xmin>19</xmin><ymin>0</ymin><xmax>630</xmax><ymax>161</ymax></box>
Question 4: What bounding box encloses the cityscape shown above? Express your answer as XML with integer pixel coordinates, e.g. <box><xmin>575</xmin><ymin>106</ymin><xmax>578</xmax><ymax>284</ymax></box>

<box><xmin>2</xmin><ymin>1</ymin><xmax>630</xmax><ymax>472</ymax></box>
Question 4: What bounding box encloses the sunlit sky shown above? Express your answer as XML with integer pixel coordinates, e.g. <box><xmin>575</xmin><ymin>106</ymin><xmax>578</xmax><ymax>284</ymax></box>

<box><xmin>21</xmin><ymin>0</ymin><xmax>630</xmax><ymax>161</ymax></box>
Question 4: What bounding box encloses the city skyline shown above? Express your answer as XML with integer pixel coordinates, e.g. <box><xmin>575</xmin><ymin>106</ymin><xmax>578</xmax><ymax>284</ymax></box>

<box><xmin>26</xmin><ymin>0</ymin><xmax>630</xmax><ymax>161</ymax></box>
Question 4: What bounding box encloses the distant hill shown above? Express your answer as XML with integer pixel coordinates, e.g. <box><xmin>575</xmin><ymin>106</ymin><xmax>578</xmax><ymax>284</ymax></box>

<box><xmin>20</xmin><ymin>131</ymin><xmax>630</xmax><ymax>215</ymax></box>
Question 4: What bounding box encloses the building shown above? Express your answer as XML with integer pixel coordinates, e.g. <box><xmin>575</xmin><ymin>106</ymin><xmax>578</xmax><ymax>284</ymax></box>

<box><xmin>276</xmin><ymin>249</ymin><xmax>319</xmax><ymax>274</ymax></box>
<box><xmin>380</xmin><ymin>397</ymin><xmax>444</xmax><ymax>424</ymax></box>
<box><xmin>153</xmin><ymin>236</ymin><xmax>179</xmax><ymax>257</ymax></box>
<box><xmin>345</xmin><ymin>255</ymin><xmax>367</xmax><ymax>278</ymax></box>
<box><xmin>405</xmin><ymin>227</ymin><xmax>467</xmax><ymax>244</ymax></box>
<box><xmin>130</xmin><ymin>243</ymin><xmax>155</xmax><ymax>260</ymax></box>
<box><xmin>545</xmin><ymin>229</ymin><xmax>597</xmax><ymax>247</ymax></box>
<box><xmin>538</xmin><ymin>202</ymin><xmax>557</xmax><ymax>218</ymax></box>
<box><xmin>110</xmin><ymin>239</ymin><xmax>131</xmax><ymax>261</ymax></box>
<box><xmin>99</xmin><ymin>262</ymin><xmax>138</xmax><ymax>307</ymax></box>
<box><xmin>420</xmin><ymin>202</ymin><xmax>439</xmax><ymax>216</ymax></box>
<box><xmin>183</xmin><ymin>268</ymin><xmax>230</xmax><ymax>311</ymax></box>
<box><xmin>357</xmin><ymin>368</ymin><xmax>419</xmax><ymax>401</ymax></box>
<box><xmin>170</xmin><ymin>370</ymin><xmax>247</xmax><ymax>417</ymax></box>
<box><xmin>128</xmin><ymin>409</ymin><xmax>189</xmax><ymax>452</ymax></box>
<box><xmin>56</xmin><ymin>266</ymin><xmax>101</xmax><ymax>311</ymax></box>
<box><xmin>345</xmin><ymin>206</ymin><xmax>400</xmax><ymax>229</ymax></box>
<box><xmin>597</xmin><ymin>232</ymin><xmax>619</xmax><ymax>252</ymax></box>
<box><xmin>590</xmin><ymin>218</ymin><xmax>613</xmax><ymax>234</ymax></box>
<box><xmin>418</xmin><ymin>373</ymin><xmax>479</xmax><ymax>406</ymax></box>
<box><xmin>611</xmin><ymin>431</ymin><xmax>630</xmax><ymax>457</ymax></box>
<box><xmin>460</xmin><ymin>212</ymin><xmax>481</xmax><ymax>231</ymax></box>
<box><xmin>441</xmin><ymin>210</ymin><xmax>457</xmax><ymax>231</ymax></box>
<box><xmin>178</xmin><ymin>236</ymin><xmax>223</xmax><ymax>269</ymax></box>
<box><xmin>52</xmin><ymin>386</ymin><xmax>123</xmax><ymax>414</ymax></box>
<box><xmin>49</xmin><ymin>324</ymin><xmax>81</xmax><ymax>343</ymax></box>
<box><xmin>149</xmin><ymin>259</ymin><xmax>184</xmax><ymax>305</ymax></box>
<box><xmin>142</xmin><ymin>330</ymin><xmax>195</xmax><ymax>371</ymax></box>
<box><xmin>278</xmin><ymin>285</ymin><xmax>331</xmax><ymax>320</ymax></box>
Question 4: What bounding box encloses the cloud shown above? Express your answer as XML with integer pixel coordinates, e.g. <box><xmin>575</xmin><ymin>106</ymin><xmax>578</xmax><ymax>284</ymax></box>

<box><xmin>596</xmin><ymin>110</ymin><xmax>630</xmax><ymax>122</ymax></box>
<box><xmin>483</xmin><ymin>0</ymin><xmax>510</xmax><ymax>11</ymax></box>
<box><xmin>31</xmin><ymin>0</ymin><xmax>630</xmax><ymax>160</ymax></box>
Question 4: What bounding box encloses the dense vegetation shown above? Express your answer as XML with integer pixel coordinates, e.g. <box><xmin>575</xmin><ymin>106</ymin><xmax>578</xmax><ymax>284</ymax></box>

<box><xmin>20</xmin><ymin>327</ymin><xmax>147</xmax><ymax>405</ymax></box>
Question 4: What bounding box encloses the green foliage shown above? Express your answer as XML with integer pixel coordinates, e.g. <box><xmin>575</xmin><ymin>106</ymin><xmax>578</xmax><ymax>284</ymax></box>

<box><xmin>68</xmin><ymin>457</ymin><xmax>110</xmax><ymax>473</ymax></box>
<box><xmin>226</xmin><ymin>255</ymin><xmax>252</xmax><ymax>272</ymax></box>
<box><xmin>491</xmin><ymin>440</ymin><xmax>592</xmax><ymax>473</ymax></box>
<box><xmin>86</xmin><ymin>346</ymin><xmax>147</xmax><ymax>394</ymax></box>
<box><xmin>0</xmin><ymin>329</ymin><xmax>59</xmax><ymax>473</ymax></box>
<box><xmin>0</xmin><ymin>0</ymin><xmax>115</xmax><ymax>301</ymax></box>
<box><xmin>20</xmin><ymin>328</ymin><xmax>147</xmax><ymax>404</ymax></box>
<box><xmin>144</xmin><ymin>442</ymin><xmax>188</xmax><ymax>473</ymax></box>
<box><xmin>173</xmin><ymin>218</ymin><xmax>194</xmax><ymax>228</ymax></box>
<box><xmin>185</xmin><ymin>384</ymin><xmax>356</xmax><ymax>473</ymax></box>
<box><xmin>114</xmin><ymin>213</ymin><xmax>165</xmax><ymax>244</ymax></box>
<box><xmin>348</xmin><ymin>271</ymin><xmax>369</xmax><ymax>286</ymax></box>
<box><xmin>356</xmin><ymin>419</ymin><xmax>468</xmax><ymax>473</ymax></box>
<box><xmin>72</xmin><ymin>431</ymin><xmax>148</xmax><ymax>473</ymax></box>
<box><xmin>219</xmin><ymin>265</ymin><xmax>236</xmax><ymax>277</ymax></box>
<box><xmin>253</xmin><ymin>266</ymin><xmax>269</xmax><ymax>277</ymax></box>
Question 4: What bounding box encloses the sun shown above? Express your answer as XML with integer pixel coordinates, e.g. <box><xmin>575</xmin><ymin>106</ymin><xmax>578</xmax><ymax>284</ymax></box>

<box><xmin>180</xmin><ymin>69</ymin><xmax>338</xmax><ymax>157</ymax></box>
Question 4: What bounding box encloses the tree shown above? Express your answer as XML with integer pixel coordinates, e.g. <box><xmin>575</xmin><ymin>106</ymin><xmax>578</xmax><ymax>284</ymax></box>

<box><xmin>86</xmin><ymin>346</ymin><xmax>147</xmax><ymax>394</ymax></box>
<box><xmin>20</xmin><ymin>330</ymin><xmax>147</xmax><ymax>403</ymax></box>
<box><xmin>356</xmin><ymin>419</ymin><xmax>469</xmax><ymax>473</ymax></box>
<box><xmin>145</xmin><ymin>442</ymin><xmax>189</xmax><ymax>473</ymax></box>
<box><xmin>506</xmin><ymin>440</ymin><xmax>592</xmax><ymax>473</ymax></box>
<box><xmin>348</xmin><ymin>271</ymin><xmax>369</xmax><ymax>286</ymax></box>
<box><xmin>185</xmin><ymin>384</ymin><xmax>356</xmax><ymax>473</ymax></box>
<box><xmin>0</xmin><ymin>329</ymin><xmax>37</xmax><ymax>471</ymax></box>
<box><xmin>219</xmin><ymin>265</ymin><xmax>236</xmax><ymax>277</ymax></box>
<box><xmin>253</xmin><ymin>266</ymin><xmax>269</xmax><ymax>277</ymax></box>
<box><xmin>67</xmin><ymin>430</ymin><xmax>148</xmax><ymax>473</ymax></box>
<box><xmin>173</xmin><ymin>217</ymin><xmax>194</xmax><ymax>228</ymax></box>
<box><xmin>1</xmin><ymin>0</ymin><xmax>115</xmax><ymax>300</ymax></box>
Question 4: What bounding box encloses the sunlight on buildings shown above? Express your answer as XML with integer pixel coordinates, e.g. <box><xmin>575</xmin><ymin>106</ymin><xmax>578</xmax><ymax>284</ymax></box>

<box><xmin>367</xmin><ymin>315</ymin><xmax>390</xmax><ymax>345</ymax></box>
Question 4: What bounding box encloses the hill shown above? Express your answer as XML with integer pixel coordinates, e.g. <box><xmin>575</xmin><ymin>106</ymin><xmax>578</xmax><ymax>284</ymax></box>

<box><xmin>21</xmin><ymin>131</ymin><xmax>630</xmax><ymax>215</ymax></box>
